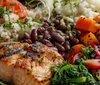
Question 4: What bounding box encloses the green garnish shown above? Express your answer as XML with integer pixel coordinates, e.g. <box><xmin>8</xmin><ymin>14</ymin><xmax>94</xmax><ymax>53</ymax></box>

<box><xmin>37</xmin><ymin>58</ymin><xmax>43</xmax><ymax>63</ymax></box>
<box><xmin>33</xmin><ymin>18</ymin><xmax>42</xmax><ymax>24</ymax></box>
<box><xmin>20</xmin><ymin>52</ymin><xmax>26</xmax><ymax>57</ymax></box>
<box><xmin>82</xmin><ymin>46</ymin><xmax>96</xmax><ymax>59</ymax></box>
<box><xmin>24</xmin><ymin>43</ymin><xmax>29</xmax><ymax>48</ymax></box>
<box><xmin>0</xmin><ymin>7</ymin><xmax>11</xmax><ymax>17</ymax></box>
<box><xmin>10</xmin><ymin>2</ymin><xmax>17</xmax><ymax>6</ymax></box>
<box><xmin>52</xmin><ymin>61</ymin><xmax>96</xmax><ymax>85</ymax></box>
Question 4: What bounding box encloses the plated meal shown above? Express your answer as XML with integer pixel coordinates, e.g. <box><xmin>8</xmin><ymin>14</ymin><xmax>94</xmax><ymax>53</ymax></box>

<box><xmin>0</xmin><ymin>0</ymin><xmax>100</xmax><ymax>85</ymax></box>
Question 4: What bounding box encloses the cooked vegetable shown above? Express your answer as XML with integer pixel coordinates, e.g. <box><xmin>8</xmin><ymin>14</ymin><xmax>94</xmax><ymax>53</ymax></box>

<box><xmin>52</xmin><ymin>61</ymin><xmax>96</xmax><ymax>85</ymax></box>
<box><xmin>84</xmin><ymin>59</ymin><xmax>100</xmax><ymax>70</ymax></box>
<box><xmin>76</xmin><ymin>17</ymin><xmax>99</xmax><ymax>33</ymax></box>
<box><xmin>91</xmin><ymin>44</ymin><xmax>100</xmax><ymax>56</ymax></box>
<box><xmin>68</xmin><ymin>44</ymin><xmax>84</xmax><ymax>64</ymax></box>
<box><xmin>0</xmin><ymin>0</ymin><xmax>27</xmax><ymax>19</ymax></box>
<box><xmin>94</xmin><ymin>14</ymin><xmax>100</xmax><ymax>23</ymax></box>
<box><xmin>81</xmin><ymin>32</ymin><xmax>100</xmax><ymax>45</ymax></box>
<box><xmin>83</xmin><ymin>59</ymin><xmax>100</xmax><ymax>70</ymax></box>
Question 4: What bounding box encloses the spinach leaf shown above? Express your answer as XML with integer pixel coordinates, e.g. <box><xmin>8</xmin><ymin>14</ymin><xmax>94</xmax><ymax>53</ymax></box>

<box><xmin>52</xmin><ymin>61</ymin><xmax>96</xmax><ymax>85</ymax></box>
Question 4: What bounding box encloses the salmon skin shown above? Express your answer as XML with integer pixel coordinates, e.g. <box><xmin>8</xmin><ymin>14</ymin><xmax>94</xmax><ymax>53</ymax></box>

<box><xmin>0</xmin><ymin>42</ymin><xmax>64</xmax><ymax>85</ymax></box>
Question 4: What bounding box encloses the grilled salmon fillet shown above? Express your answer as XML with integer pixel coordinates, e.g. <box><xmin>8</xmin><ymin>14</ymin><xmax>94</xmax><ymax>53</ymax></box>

<box><xmin>0</xmin><ymin>42</ymin><xmax>64</xmax><ymax>85</ymax></box>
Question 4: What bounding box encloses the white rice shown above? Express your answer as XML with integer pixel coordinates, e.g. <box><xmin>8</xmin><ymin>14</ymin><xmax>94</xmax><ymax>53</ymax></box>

<box><xmin>55</xmin><ymin>0</ymin><xmax>100</xmax><ymax>19</ymax></box>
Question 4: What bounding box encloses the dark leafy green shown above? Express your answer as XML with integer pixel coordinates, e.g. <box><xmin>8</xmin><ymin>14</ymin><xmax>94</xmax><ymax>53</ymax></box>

<box><xmin>51</xmin><ymin>61</ymin><xmax>96</xmax><ymax>85</ymax></box>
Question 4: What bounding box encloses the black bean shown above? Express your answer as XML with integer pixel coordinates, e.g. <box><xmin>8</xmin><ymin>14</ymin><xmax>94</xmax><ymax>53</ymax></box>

<box><xmin>59</xmin><ymin>52</ymin><xmax>66</xmax><ymax>57</ymax></box>
<box><xmin>56</xmin><ymin>15</ymin><xmax>63</xmax><ymax>20</ymax></box>
<box><xmin>57</xmin><ymin>24</ymin><xmax>66</xmax><ymax>31</ymax></box>
<box><xmin>54</xmin><ymin>42</ymin><xmax>65</xmax><ymax>52</ymax></box>
<box><xmin>44</xmin><ymin>30</ymin><xmax>51</xmax><ymax>39</ymax></box>
<box><xmin>37</xmin><ymin>27</ymin><xmax>45</xmax><ymax>34</ymax></box>
<box><xmin>31</xmin><ymin>29</ymin><xmax>38</xmax><ymax>42</ymax></box>
<box><xmin>72</xmin><ymin>38</ymin><xmax>80</xmax><ymax>44</ymax></box>
<box><xmin>63</xmin><ymin>53</ymin><xmax>70</xmax><ymax>60</ymax></box>
<box><xmin>51</xmin><ymin>31</ymin><xmax>65</xmax><ymax>43</ymax></box>
<box><xmin>50</xmin><ymin>47</ymin><xmax>58</xmax><ymax>51</ymax></box>
<box><xmin>59</xmin><ymin>52</ymin><xmax>69</xmax><ymax>60</ymax></box>
<box><xmin>42</xmin><ymin>22</ymin><xmax>50</xmax><ymax>28</ymax></box>
<box><xmin>54</xmin><ymin>19</ymin><xmax>60</xmax><ymax>26</ymax></box>
<box><xmin>23</xmin><ymin>39</ymin><xmax>32</xmax><ymax>44</ymax></box>
<box><xmin>44</xmin><ymin>20</ymin><xmax>51</xmax><ymax>26</ymax></box>
<box><xmin>66</xmin><ymin>31</ymin><xmax>73</xmax><ymax>40</ymax></box>
<box><xmin>65</xmin><ymin>40</ymin><xmax>70</xmax><ymax>45</ymax></box>
<box><xmin>23</xmin><ymin>33</ymin><xmax>31</xmax><ymax>39</ymax></box>
<box><xmin>64</xmin><ymin>42</ymin><xmax>70</xmax><ymax>51</ymax></box>
<box><xmin>76</xmin><ymin>30</ymin><xmax>81</xmax><ymax>36</ymax></box>
<box><xmin>41</xmin><ymin>39</ymin><xmax>54</xmax><ymax>47</ymax></box>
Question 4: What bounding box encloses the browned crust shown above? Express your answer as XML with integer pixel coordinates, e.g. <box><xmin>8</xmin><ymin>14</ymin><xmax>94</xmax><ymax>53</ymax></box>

<box><xmin>0</xmin><ymin>42</ymin><xmax>64</xmax><ymax>85</ymax></box>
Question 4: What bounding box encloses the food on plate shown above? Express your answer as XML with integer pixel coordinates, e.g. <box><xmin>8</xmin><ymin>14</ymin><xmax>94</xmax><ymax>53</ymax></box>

<box><xmin>0</xmin><ymin>42</ymin><xmax>64</xmax><ymax>85</ymax></box>
<box><xmin>0</xmin><ymin>0</ymin><xmax>100</xmax><ymax>85</ymax></box>
<box><xmin>0</xmin><ymin>0</ymin><xmax>27</xmax><ymax>19</ymax></box>
<box><xmin>51</xmin><ymin>61</ymin><xmax>98</xmax><ymax>85</ymax></box>
<box><xmin>75</xmin><ymin>17</ymin><xmax>99</xmax><ymax>33</ymax></box>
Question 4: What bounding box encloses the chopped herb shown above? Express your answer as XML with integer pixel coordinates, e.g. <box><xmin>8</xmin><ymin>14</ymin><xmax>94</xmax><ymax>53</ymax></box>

<box><xmin>20</xmin><ymin>51</ymin><xmax>26</xmax><ymax>57</ymax></box>
<box><xmin>0</xmin><ymin>7</ymin><xmax>11</xmax><ymax>17</ymax></box>
<box><xmin>24</xmin><ymin>43</ymin><xmax>29</xmax><ymax>48</ymax></box>
<box><xmin>10</xmin><ymin>2</ymin><xmax>17</xmax><ymax>6</ymax></box>
<box><xmin>37</xmin><ymin>58</ymin><xmax>43</xmax><ymax>63</ymax></box>
<box><xmin>82</xmin><ymin>46</ymin><xmax>96</xmax><ymax>59</ymax></box>
<box><xmin>33</xmin><ymin>19</ymin><xmax>42</xmax><ymax>24</ymax></box>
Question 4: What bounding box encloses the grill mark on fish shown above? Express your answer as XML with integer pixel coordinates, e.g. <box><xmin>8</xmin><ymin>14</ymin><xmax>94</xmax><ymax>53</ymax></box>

<box><xmin>0</xmin><ymin>48</ymin><xmax>24</xmax><ymax>59</ymax></box>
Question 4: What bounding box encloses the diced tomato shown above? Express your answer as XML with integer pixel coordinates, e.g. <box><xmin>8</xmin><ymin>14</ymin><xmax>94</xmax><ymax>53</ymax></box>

<box><xmin>84</xmin><ymin>59</ymin><xmax>100</xmax><ymax>69</ymax></box>
<box><xmin>68</xmin><ymin>44</ymin><xmax>85</xmax><ymax>64</ymax></box>
<box><xmin>91</xmin><ymin>44</ymin><xmax>100</xmax><ymax>56</ymax></box>
<box><xmin>81</xmin><ymin>32</ymin><xmax>100</xmax><ymax>45</ymax></box>
<box><xmin>0</xmin><ymin>0</ymin><xmax>27</xmax><ymax>19</ymax></box>
<box><xmin>70</xmin><ymin>52</ymin><xmax>82</xmax><ymax>65</ymax></box>
<box><xmin>0</xmin><ymin>0</ymin><xmax>3</xmax><ymax>6</ymax></box>
<box><xmin>76</xmin><ymin>17</ymin><xmax>99</xmax><ymax>33</ymax></box>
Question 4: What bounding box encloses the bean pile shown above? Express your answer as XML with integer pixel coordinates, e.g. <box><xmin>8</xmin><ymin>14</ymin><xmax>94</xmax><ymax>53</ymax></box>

<box><xmin>20</xmin><ymin>15</ymin><xmax>82</xmax><ymax>59</ymax></box>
